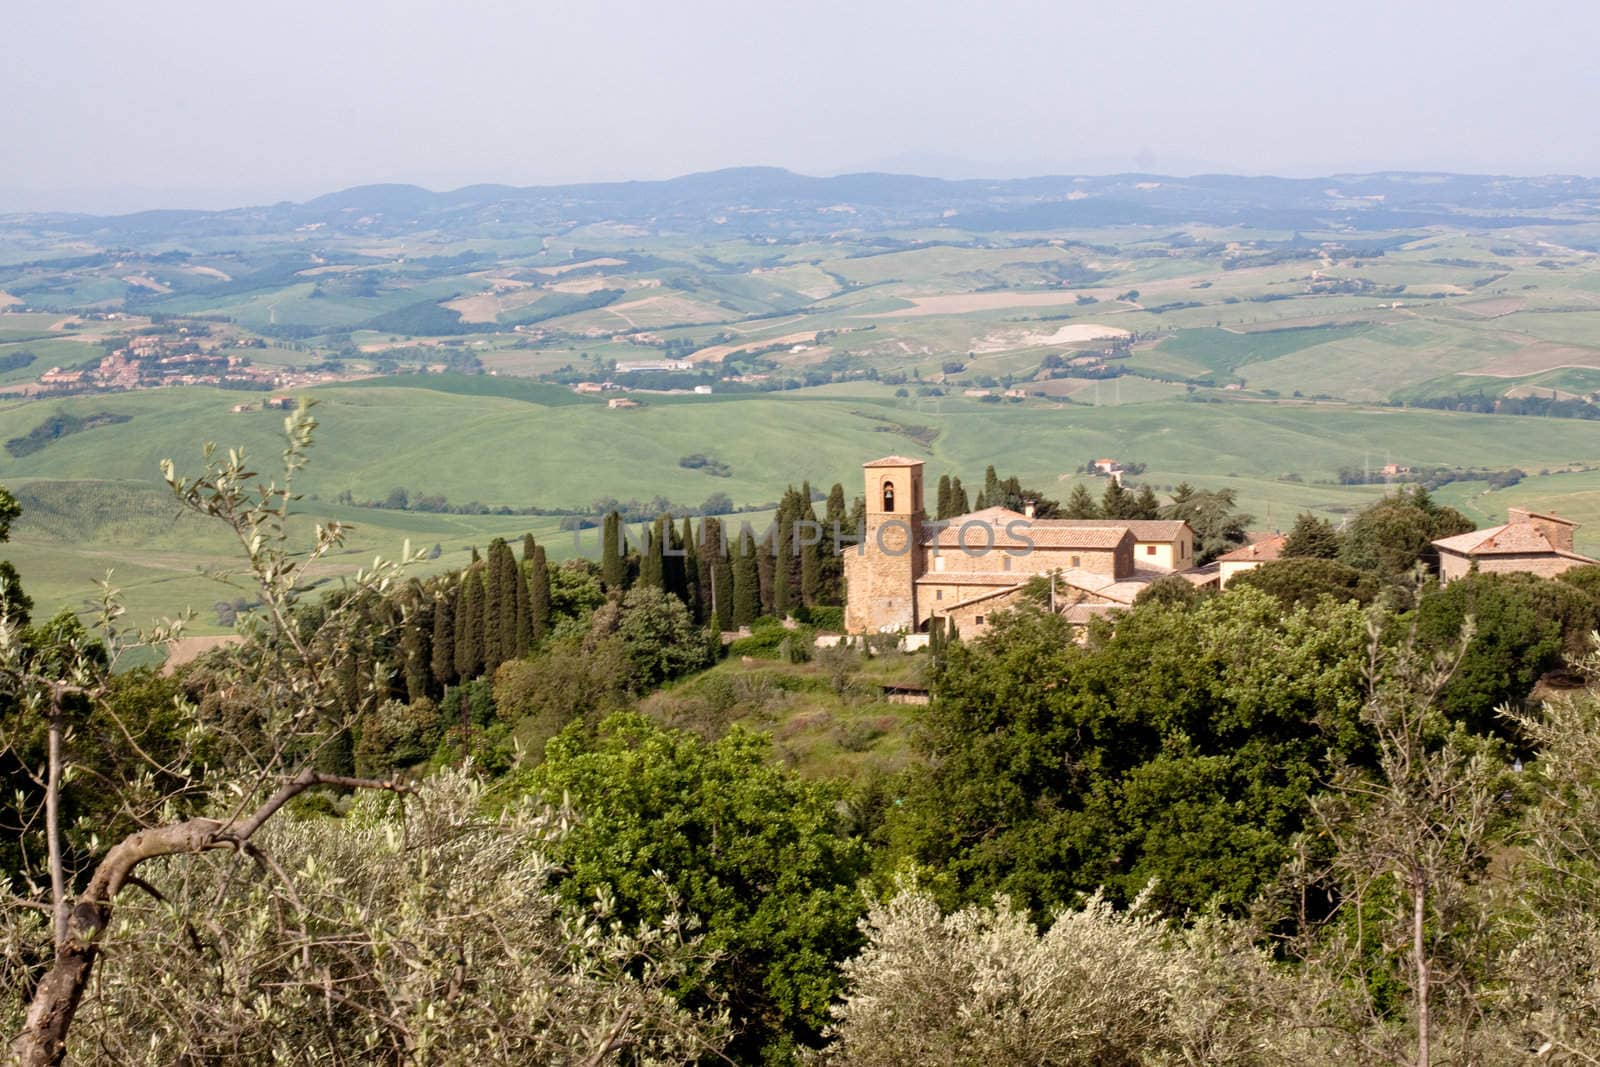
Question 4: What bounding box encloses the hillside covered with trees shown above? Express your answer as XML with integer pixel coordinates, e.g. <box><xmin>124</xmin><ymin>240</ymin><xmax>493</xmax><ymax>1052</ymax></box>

<box><xmin>5</xmin><ymin>411</ymin><xmax>1600</xmax><ymax>1064</ymax></box>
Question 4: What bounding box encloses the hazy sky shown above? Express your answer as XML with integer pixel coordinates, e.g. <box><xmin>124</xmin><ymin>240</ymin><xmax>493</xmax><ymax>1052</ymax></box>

<box><xmin>6</xmin><ymin>0</ymin><xmax>1598</xmax><ymax>212</ymax></box>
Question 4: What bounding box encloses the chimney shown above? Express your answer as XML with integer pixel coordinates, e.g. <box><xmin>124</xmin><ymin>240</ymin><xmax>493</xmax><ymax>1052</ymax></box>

<box><xmin>1023</xmin><ymin>500</ymin><xmax>1036</xmax><ymax>519</ymax></box>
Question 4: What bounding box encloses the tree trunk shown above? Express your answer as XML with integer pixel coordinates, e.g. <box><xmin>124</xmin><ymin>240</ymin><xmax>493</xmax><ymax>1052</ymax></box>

<box><xmin>1412</xmin><ymin>875</ymin><xmax>1430</xmax><ymax>1067</ymax></box>
<box><xmin>12</xmin><ymin>770</ymin><xmax>402</xmax><ymax>1066</ymax></box>
<box><xmin>13</xmin><ymin>816</ymin><xmax>224</xmax><ymax>1065</ymax></box>
<box><xmin>46</xmin><ymin>699</ymin><xmax>67</xmax><ymax>949</ymax></box>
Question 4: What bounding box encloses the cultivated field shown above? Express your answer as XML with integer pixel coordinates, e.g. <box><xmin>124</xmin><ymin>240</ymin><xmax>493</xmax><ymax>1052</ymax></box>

<box><xmin>9</xmin><ymin>172</ymin><xmax>1600</xmax><ymax>622</ymax></box>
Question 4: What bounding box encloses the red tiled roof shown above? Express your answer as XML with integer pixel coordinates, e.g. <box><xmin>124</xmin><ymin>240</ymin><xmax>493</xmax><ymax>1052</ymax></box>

<box><xmin>863</xmin><ymin>455</ymin><xmax>925</xmax><ymax>468</ymax></box>
<box><xmin>924</xmin><ymin>514</ymin><xmax>1132</xmax><ymax>550</ymax></box>
<box><xmin>936</xmin><ymin>505</ymin><xmax>1028</xmax><ymax>526</ymax></box>
<box><xmin>1433</xmin><ymin>523</ymin><xmax>1548</xmax><ymax>556</ymax></box>
<box><xmin>1214</xmin><ymin>534</ymin><xmax>1287</xmax><ymax>563</ymax></box>
<box><xmin>1041</xmin><ymin>519</ymin><xmax>1191</xmax><ymax>541</ymax></box>
<box><xmin>1511</xmin><ymin>507</ymin><xmax>1576</xmax><ymax>526</ymax></box>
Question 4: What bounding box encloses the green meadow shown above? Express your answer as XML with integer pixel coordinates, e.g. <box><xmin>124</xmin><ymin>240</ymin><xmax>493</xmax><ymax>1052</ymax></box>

<box><xmin>10</xmin><ymin>372</ymin><xmax>1600</xmax><ymax>625</ymax></box>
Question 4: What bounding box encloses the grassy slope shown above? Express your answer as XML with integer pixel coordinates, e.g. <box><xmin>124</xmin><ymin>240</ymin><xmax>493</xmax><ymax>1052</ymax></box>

<box><xmin>10</xmin><ymin>378</ymin><xmax>1600</xmax><ymax>624</ymax></box>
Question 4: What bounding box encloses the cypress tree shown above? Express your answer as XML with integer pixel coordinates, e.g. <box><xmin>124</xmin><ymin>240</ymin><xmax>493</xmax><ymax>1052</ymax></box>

<box><xmin>529</xmin><ymin>544</ymin><xmax>552</xmax><ymax>641</ymax></box>
<box><xmin>400</xmin><ymin>583</ymin><xmax>433</xmax><ymax>701</ymax></box>
<box><xmin>681</xmin><ymin>516</ymin><xmax>701</xmax><ymax>622</ymax></box>
<box><xmin>663</xmin><ymin>513</ymin><xmax>688</xmax><ymax>604</ymax></box>
<box><xmin>470</xmin><ymin>545</ymin><xmax>481</xmax><ymax>564</ymax></box>
<box><xmin>756</xmin><ymin>529</ymin><xmax>775</xmax><ymax>616</ymax></box>
<box><xmin>949</xmin><ymin>475</ymin><xmax>970</xmax><ymax>516</ymax></box>
<box><xmin>481</xmin><ymin>538</ymin><xmax>509</xmax><ymax>669</ymax></box>
<box><xmin>640</xmin><ymin>515</ymin><xmax>665</xmax><ymax>590</ymax></box>
<box><xmin>799</xmin><ymin>493</ymin><xmax>822</xmax><ymax>606</ymax></box>
<box><xmin>512</xmin><ymin>551</ymin><xmax>532</xmax><ymax>656</ymax></box>
<box><xmin>519</xmin><ymin>532</ymin><xmax>540</xmax><ymax>653</ymax></box>
<box><xmin>1065</xmin><ymin>484</ymin><xmax>1099</xmax><ymax>519</ymax></box>
<box><xmin>773</xmin><ymin>499</ymin><xmax>793</xmax><ymax>617</ymax></box>
<box><xmin>704</xmin><ymin>518</ymin><xmax>735</xmax><ymax>631</ymax></box>
<box><xmin>826</xmin><ymin>483</ymin><xmax>847</xmax><ymax>532</ymax></box>
<box><xmin>984</xmin><ymin>464</ymin><xmax>1000</xmax><ymax>502</ymax></box>
<box><xmin>455</xmin><ymin>565</ymin><xmax>485</xmax><ymax>681</ymax></box>
<box><xmin>500</xmin><ymin>540</ymin><xmax>522</xmax><ymax>660</ymax></box>
<box><xmin>430</xmin><ymin>579</ymin><xmax>457</xmax><ymax>688</ymax></box>
<box><xmin>848</xmin><ymin>496</ymin><xmax>866</xmax><ymax>538</ymax></box>
<box><xmin>936</xmin><ymin>474</ymin><xmax>953</xmax><ymax>520</ymax></box>
<box><xmin>732</xmin><ymin>528</ymin><xmax>759</xmax><ymax>627</ymax></box>
<box><xmin>601</xmin><ymin>511</ymin><xmax>626</xmax><ymax>592</ymax></box>
<box><xmin>822</xmin><ymin>484</ymin><xmax>847</xmax><ymax>603</ymax></box>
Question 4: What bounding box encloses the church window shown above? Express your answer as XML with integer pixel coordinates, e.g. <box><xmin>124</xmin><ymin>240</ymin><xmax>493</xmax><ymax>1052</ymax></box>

<box><xmin>1003</xmin><ymin>555</ymin><xmax>1011</xmax><ymax>571</ymax></box>
<box><xmin>936</xmin><ymin>589</ymin><xmax>943</xmax><ymax>600</ymax></box>
<box><xmin>975</xmin><ymin>615</ymin><xmax>985</xmax><ymax>625</ymax></box>
<box><xmin>1146</xmin><ymin>545</ymin><xmax>1157</xmax><ymax>555</ymax></box>
<box><xmin>1071</xmin><ymin>555</ymin><xmax>1081</xmax><ymax>568</ymax></box>
<box><xmin>882</xmin><ymin>482</ymin><xmax>896</xmax><ymax>511</ymax></box>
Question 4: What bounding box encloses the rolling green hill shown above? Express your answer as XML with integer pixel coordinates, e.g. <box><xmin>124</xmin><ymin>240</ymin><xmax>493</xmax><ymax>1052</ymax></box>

<box><xmin>10</xmin><ymin>379</ymin><xmax>1600</xmax><ymax>626</ymax></box>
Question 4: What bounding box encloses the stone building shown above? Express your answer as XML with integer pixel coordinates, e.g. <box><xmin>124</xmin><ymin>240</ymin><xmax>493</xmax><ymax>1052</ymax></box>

<box><xmin>843</xmin><ymin>455</ymin><xmax>1196</xmax><ymax>637</ymax></box>
<box><xmin>1432</xmin><ymin>507</ymin><xmax>1597</xmax><ymax>582</ymax></box>
<box><xmin>1214</xmin><ymin>533</ymin><xmax>1288</xmax><ymax>587</ymax></box>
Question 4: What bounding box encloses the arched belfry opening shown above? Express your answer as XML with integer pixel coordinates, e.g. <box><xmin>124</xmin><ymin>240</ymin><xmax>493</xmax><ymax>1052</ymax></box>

<box><xmin>882</xmin><ymin>481</ymin><xmax>896</xmax><ymax>512</ymax></box>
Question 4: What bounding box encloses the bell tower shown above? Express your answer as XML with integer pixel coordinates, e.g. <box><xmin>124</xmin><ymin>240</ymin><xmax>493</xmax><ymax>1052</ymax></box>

<box><xmin>844</xmin><ymin>455</ymin><xmax>926</xmax><ymax>632</ymax></box>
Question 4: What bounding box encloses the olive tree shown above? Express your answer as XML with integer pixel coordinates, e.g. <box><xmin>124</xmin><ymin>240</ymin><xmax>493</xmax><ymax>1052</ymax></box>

<box><xmin>0</xmin><ymin>406</ymin><xmax>726</xmax><ymax>1065</ymax></box>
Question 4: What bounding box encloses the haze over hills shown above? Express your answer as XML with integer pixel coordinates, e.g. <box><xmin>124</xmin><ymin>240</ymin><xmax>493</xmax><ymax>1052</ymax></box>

<box><xmin>9</xmin><ymin>167</ymin><xmax>1600</xmax><ymax>240</ymax></box>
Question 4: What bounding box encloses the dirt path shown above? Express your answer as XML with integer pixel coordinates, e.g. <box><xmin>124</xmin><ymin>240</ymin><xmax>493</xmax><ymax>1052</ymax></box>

<box><xmin>688</xmin><ymin>331</ymin><xmax>818</xmax><ymax>364</ymax></box>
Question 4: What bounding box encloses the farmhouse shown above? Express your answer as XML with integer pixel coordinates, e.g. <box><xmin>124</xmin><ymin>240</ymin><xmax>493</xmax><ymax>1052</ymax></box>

<box><xmin>1214</xmin><ymin>533</ymin><xmax>1287</xmax><ymax>587</ymax></box>
<box><xmin>615</xmin><ymin>359</ymin><xmax>693</xmax><ymax>373</ymax></box>
<box><xmin>1432</xmin><ymin>508</ymin><xmax>1597</xmax><ymax>582</ymax></box>
<box><xmin>843</xmin><ymin>455</ymin><xmax>1197</xmax><ymax>638</ymax></box>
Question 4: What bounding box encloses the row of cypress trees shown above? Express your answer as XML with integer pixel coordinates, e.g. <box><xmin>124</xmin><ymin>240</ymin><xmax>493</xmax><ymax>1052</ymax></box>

<box><xmin>597</xmin><ymin>482</ymin><xmax>856</xmax><ymax>629</ymax></box>
<box><xmin>421</xmin><ymin>534</ymin><xmax>552</xmax><ymax>692</ymax></box>
<box><xmin>359</xmin><ymin>484</ymin><xmax>864</xmax><ymax>713</ymax></box>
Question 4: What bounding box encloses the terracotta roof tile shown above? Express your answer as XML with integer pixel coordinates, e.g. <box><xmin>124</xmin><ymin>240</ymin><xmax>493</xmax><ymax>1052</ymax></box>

<box><xmin>924</xmin><ymin>515</ymin><xmax>1132</xmax><ymax>550</ymax></box>
<box><xmin>863</xmin><ymin>455</ymin><xmax>925</xmax><ymax>468</ymax></box>
<box><xmin>1214</xmin><ymin>534</ymin><xmax>1288</xmax><ymax>563</ymax></box>
<box><xmin>1041</xmin><ymin>519</ymin><xmax>1191</xmax><ymax>541</ymax></box>
<box><xmin>1432</xmin><ymin>523</ymin><xmax>1563</xmax><ymax>556</ymax></box>
<box><xmin>1432</xmin><ymin>525</ymin><xmax>1505</xmax><ymax>555</ymax></box>
<box><xmin>1474</xmin><ymin>523</ymin><xmax>1559</xmax><ymax>554</ymax></box>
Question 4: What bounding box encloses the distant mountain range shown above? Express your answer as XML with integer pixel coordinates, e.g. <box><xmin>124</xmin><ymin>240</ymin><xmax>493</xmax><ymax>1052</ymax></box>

<box><xmin>7</xmin><ymin>168</ymin><xmax>1600</xmax><ymax>241</ymax></box>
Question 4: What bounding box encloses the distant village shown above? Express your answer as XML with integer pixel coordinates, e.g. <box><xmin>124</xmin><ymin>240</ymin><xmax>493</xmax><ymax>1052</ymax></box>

<box><xmin>21</xmin><ymin>318</ymin><xmax>361</xmax><ymax>399</ymax></box>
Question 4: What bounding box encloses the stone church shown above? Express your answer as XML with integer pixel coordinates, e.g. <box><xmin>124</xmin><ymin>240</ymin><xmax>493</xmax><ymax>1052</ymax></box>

<box><xmin>843</xmin><ymin>455</ymin><xmax>1200</xmax><ymax>636</ymax></box>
